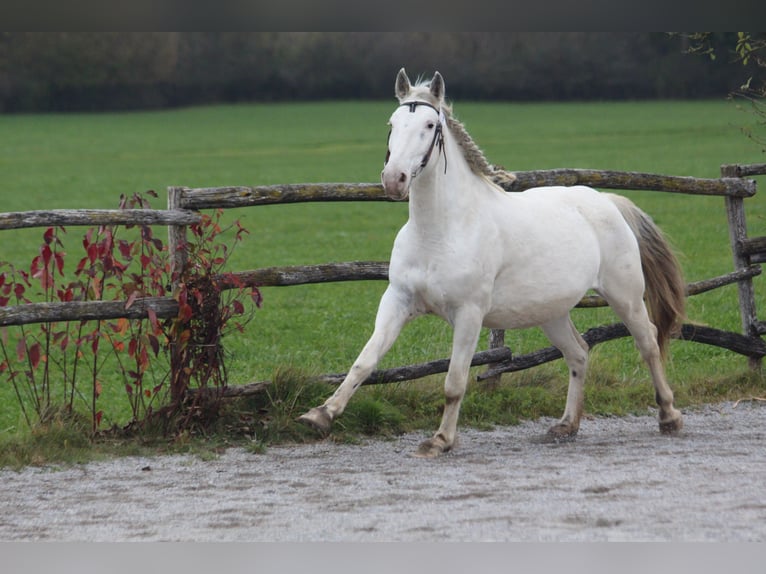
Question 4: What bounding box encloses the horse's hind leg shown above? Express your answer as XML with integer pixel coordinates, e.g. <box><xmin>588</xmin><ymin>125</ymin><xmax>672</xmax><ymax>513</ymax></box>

<box><xmin>624</xmin><ymin>306</ymin><xmax>682</xmax><ymax>433</ymax></box>
<box><xmin>541</xmin><ymin>315</ymin><xmax>589</xmax><ymax>439</ymax></box>
<box><xmin>600</xmin><ymin>289</ymin><xmax>683</xmax><ymax>434</ymax></box>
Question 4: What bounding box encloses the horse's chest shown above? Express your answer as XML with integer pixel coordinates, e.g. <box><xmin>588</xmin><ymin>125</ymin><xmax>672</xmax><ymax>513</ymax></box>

<box><xmin>391</xmin><ymin>247</ymin><xmax>485</xmax><ymax>313</ymax></box>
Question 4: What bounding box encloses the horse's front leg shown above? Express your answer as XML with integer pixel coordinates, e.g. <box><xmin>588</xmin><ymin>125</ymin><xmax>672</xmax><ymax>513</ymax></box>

<box><xmin>541</xmin><ymin>315</ymin><xmax>589</xmax><ymax>439</ymax></box>
<box><xmin>298</xmin><ymin>286</ymin><xmax>416</xmax><ymax>435</ymax></box>
<box><xmin>416</xmin><ymin>308</ymin><xmax>483</xmax><ymax>458</ymax></box>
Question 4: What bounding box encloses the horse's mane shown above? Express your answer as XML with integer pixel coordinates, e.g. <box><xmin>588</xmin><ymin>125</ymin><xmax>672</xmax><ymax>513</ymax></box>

<box><xmin>405</xmin><ymin>82</ymin><xmax>516</xmax><ymax>187</ymax></box>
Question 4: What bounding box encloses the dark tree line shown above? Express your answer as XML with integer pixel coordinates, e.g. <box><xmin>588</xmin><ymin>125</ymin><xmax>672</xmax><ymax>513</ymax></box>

<box><xmin>0</xmin><ymin>32</ymin><xmax>754</xmax><ymax>112</ymax></box>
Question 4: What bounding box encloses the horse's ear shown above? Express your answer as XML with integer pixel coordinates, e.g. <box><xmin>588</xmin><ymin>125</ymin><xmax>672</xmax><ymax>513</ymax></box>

<box><xmin>395</xmin><ymin>68</ymin><xmax>411</xmax><ymax>100</ymax></box>
<box><xmin>430</xmin><ymin>72</ymin><xmax>445</xmax><ymax>102</ymax></box>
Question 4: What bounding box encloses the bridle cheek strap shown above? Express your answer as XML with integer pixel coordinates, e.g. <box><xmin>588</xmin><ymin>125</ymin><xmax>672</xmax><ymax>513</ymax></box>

<box><xmin>384</xmin><ymin>101</ymin><xmax>447</xmax><ymax>177</ymax></box>
<box><xmin>416</xmin><ymin>121</ymin><xmax>446</xmax><ymax>177</ymax></box>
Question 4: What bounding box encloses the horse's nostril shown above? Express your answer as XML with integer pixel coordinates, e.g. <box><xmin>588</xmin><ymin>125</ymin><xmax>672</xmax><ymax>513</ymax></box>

<box><xmin>398</xmin><ymin>173</ymin><xmax>407</xmax><ymax>183</ymax></box>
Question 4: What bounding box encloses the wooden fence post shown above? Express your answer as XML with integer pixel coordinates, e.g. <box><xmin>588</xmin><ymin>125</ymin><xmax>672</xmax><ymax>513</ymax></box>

<box><xmin>167</xmin><ymin>187</ymin><xmax>189</xmax><ymax>294</ymax></box>
<box><xmin>167</xmin><ymin>186</ymin><xmax>190</xmax><ymax>402</ymax></box>
<box><xmin>483</xmin><ymin>329</ymin><xmax>507</xmax><ymax>389</ymax></box>
<box><xmin>721</xmin><ymin>165</ymin><xmax>762</xmax><ymax>371</ymax></box>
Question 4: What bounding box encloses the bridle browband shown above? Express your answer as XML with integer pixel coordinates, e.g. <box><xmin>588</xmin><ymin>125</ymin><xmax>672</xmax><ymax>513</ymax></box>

<box><xmin>384</xmin><ymin>100</ymin><xmax>447</xmax><ymax>177</ymax></box>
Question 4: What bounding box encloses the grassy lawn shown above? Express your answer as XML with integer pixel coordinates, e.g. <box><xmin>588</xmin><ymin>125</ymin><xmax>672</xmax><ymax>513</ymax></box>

<box><xmin>1</xmin><ymin>99</ymin><xmax>765</xmax><ymax>458</ymax></box>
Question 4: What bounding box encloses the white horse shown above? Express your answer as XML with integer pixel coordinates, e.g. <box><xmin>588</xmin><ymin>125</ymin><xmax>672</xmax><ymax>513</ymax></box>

<box><xmin>300</xmin><ymin>68</ymin><xmax>685</xmax><ymax>457</ymax></box>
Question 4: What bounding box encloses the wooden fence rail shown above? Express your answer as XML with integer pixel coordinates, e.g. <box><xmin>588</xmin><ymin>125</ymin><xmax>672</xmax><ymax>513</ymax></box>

<box><xmin>214</xmin><ymin>262</ymin><xmax>762</xmax><ymax>302</ymax></box>
<box><xmin>1</xmin><ymin>166</ymin><xmax>764</xmax><ymax>400</ymax></box>
<box><xmin>0</xmin><ymin>297</ymin><xmax>178</xmax><ymax>328</ymax></box>
<box><xmin>171</xmin><ymin>169</ymin><xmax>757</xmax><ymax>213</ymax></box>
<box><xmin>503</xmin><ymin>169</ymin><xmax>757</xmax><ymax>196</ymax></box>
<box><xmin>0</xmin><ymin>208</ymin><xmax>201</xmax><ymax>230</ymax></box>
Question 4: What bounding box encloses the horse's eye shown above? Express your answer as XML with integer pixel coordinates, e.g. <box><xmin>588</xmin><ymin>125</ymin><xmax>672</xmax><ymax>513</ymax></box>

<box><xmin>427</xmin><ymin>122</ymin><xmax>435</xmax><ymax>129</ymax></box>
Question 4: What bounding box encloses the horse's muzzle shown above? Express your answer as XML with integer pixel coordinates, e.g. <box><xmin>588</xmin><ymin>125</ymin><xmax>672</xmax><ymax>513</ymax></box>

<box><xmin>381</xmin><ymin>168</ymin><xmax>410</xmax><ymax>201</ymax></box>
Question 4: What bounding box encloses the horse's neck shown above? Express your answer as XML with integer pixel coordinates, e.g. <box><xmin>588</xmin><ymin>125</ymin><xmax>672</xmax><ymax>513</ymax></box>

<box><xmin>408</xmin><ymin>149</ymin><xmax>486</xmax><ymax>235</ymax></box>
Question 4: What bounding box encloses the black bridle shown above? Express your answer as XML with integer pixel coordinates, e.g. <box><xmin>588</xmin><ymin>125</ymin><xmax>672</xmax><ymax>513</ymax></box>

<box><xmin>384</xmin><ymin>100</ymin><xmax>447</xmax><ymax>176</ymax></box>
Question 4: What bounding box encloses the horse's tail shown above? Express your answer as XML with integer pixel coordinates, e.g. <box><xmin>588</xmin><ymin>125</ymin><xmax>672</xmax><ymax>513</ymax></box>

<box><xmin>608</xmin><ymin>194</ymin><xmax>686</xmax><ymax>359</ymax></box>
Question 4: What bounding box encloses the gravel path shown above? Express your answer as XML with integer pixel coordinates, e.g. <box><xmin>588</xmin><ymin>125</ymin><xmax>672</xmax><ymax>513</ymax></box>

<box><xmin>1</xmin><ymin>401</ymin><xmax>765</xmax><ymax>541</ymax></box>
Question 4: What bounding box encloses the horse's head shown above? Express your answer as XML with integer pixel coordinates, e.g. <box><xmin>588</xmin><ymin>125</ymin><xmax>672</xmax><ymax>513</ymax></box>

<box><xmin>381</xmin><ymin>68</ymin><xmax>447</xmax><ymax>201</ymax></box>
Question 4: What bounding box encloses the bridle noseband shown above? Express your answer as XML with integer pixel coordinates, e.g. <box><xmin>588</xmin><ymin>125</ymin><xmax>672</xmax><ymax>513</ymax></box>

<box><xmin>384</xmin><ymin>100</ymin><xmax>447</xmax><ymax>177</ymax></box>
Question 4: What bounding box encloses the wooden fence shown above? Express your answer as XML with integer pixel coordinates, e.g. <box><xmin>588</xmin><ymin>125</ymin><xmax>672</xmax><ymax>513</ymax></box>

<box><xmin>2</xmin><ymin>165</ymin><xmax>765</xmax><ymax>399</ymax></box>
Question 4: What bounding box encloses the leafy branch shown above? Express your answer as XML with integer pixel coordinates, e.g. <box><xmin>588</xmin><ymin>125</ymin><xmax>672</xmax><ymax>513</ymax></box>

<box><xmin>0</xmin><ymin>192</ymin><xmax>259</xmax><ymax>437</ymax></box>
<box><xmin>677</xmin><ymin>32</ymin><xmax>766</xmax><ymax>150</ymax></box>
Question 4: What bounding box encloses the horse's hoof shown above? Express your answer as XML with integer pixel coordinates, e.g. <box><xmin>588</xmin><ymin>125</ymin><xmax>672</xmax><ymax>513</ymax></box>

<box><xmin>659</xmin><ymin>412</ymin><xmax>683</xmax><ymax>434</ymax></box>
<box><xmin>297</xmin><ymin>406</ymin><xmax>333</xmax><ymax>436</ymax></box>
<box><xmin>412</xmin><ymin>437</ymin><xmax>452</xmax><ymax>458</ymax></box>
<box><xmin>547</xmin><ymin>422</ymin><xmax>579</xmax><ymax>441</ymax></box>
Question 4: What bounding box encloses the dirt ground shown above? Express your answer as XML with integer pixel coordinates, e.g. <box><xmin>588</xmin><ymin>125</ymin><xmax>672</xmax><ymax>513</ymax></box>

<box><xmin>1</xmin><ymin>400</ymin><xmax>765</xmax><ymax>542</ymax></box>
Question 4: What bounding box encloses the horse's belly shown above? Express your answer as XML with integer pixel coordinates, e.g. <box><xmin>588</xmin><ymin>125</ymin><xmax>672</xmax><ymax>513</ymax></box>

<box><xmin>483</xmin><ymin>295</ymin><xmax>581</xmax><ymax>329</ymax></box>
<box><xmin>483</xmin><ymin>254</ymin><xmax>598</xmax><ymax>329</ymax></box>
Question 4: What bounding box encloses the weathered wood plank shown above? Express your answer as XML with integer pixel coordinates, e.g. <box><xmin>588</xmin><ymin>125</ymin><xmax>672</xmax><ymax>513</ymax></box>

<box><xmin>2</xmin><ymin>262</ymin><xmax>757</xmax><ymax>330</ymax></box>
<box><xmin>0</xmin><ymin>297</ymin><xmax>178</xmax><ymax>327</ymax></box>
<box><xmin>483</xmin><ymin>328</ymin><xmax>507</xmax><ymax>387</ymax></box>
<box><xmin>179</xmin><ymin>183</ymin><xmax>390</xmax><ymax>210</ymax></box>
<box><xmin>685</xmin><ymin>266</ymin><xmax>762</xmax><ymax>295</ymax></box>
<box><xmin>478</xmin><ymin>323</ymin><xmax>628</xmax><ymax>380</ymax></box>
<box><xmin>740</xmin><ymin>236</ymin><xmax>766</xmax><ymax>257</ymax></box>
<box><xmin>723</xmin><ymin>163</ymin><xmax>760</xmax><ymax>367</ymax></box>
<box><xmin>167</xmin><ymin>187</ymin><xmax>189</xmax><ymax>294</ymax></box>
<box><xmin>577</xmin><ymin>265</ymin><xmax>763</xmax><ymax>308</ymax></box>
<box><xmin>216</xmin><ymin>261</ymin><xmax>761</xmax><ymax>312</ymax></box>
<box><xmin>723</xmin><ymin>182</ymin><xmax>762</xmax><ymax>371</ymax></box>
<box><xmin>185</xmin><ymin>347</ymin><xmax>515</xmax><ymax>400</ymax></box>
<box><xmin>575</xmin><ymin>266</ymin><xmax>762</xmax><ymax>308</ymax></box>
<box><xmin>177</xmin><ymin>170</ymin><xmax>755</xmax><ymax>211</ymax></box>
<box><xmin>217</xmin><ymin>261</ymin><xmax>390</xmax><ymax>288</ymax></box>
<box><xmin>494</xmin><ymin>169</ymin><xmax>756</xmax><ymax>197</ymax></box>
<box><xmin>478</xmin><ymin>322</ymin><xmax>766</xmax><ymax>380</ymax></box>
<box><xmin>721</xmin><ymin>163</ymin><xmax>766</xmax><ymax>178</ymax></box>
<box><xmin>186</xmin><ymin>380</ymin><xmax>271</xmax><ymax>399</ymax></box>
<box><xmin>0</xmin><ymin>209</ymin><xmax>201</xmax><ymax>231</ymax></box>
<box><xmin>315</xmin><ymin>346</ymin><xmax>514</xmax><ymax>386</ymax></box>
<box><xmin>209</xmin><ymin>321</ymin><xmax>766</xmax><ymax>395</ymax></box>
<box><xmin>679</xmin><ymin>323</ymin><xmax>766</xmax><ymax>357</ymax></box>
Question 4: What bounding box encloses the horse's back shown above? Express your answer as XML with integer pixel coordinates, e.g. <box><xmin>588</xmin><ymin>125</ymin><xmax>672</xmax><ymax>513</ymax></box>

<box><xmin>501</xmin><ymin>185</ymin><xmax>637</xmax><ymax>255</ymax></box>
<box><xmin>481</xmin><ymin>185</ymin><xmax>640</xmax><ymax>328</ymax></box>
<box><xmin>509</xmin><ymin>185</ymin><xmax>618</xmax><ymax>217</ymax></box>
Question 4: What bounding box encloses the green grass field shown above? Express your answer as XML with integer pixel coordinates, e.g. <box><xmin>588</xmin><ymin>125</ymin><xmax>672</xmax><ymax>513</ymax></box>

<box><xmin>1</xmin><ymin>99</ymin><xmax>765</xmax><ymax>441</ymax></box>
